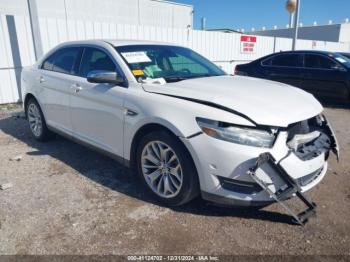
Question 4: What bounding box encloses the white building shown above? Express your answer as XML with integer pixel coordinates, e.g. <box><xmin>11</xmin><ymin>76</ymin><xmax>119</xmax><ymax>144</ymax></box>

<box><xmin>1</xmin><ymin>0</ymin><xmax>194</xmax><ymax>59</ymax></box>
<box><xmin>0</xmin><ymin>0</ymin><xmax>349</xmax><ymax>104</ymax></box>
<box><xmin>249</xmin><ymin>22</ymin><xmax>350</xmax><ymax>44</ymax></box>
<box><xmin>0</xmin><ymin>0</ymin><xmax>193</xmax><ymax>104</ymax></box>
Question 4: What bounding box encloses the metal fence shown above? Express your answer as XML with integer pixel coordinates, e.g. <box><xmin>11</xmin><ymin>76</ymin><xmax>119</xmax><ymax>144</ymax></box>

<box><xmin>1</xmin><ymin>5</ymin><xmax>350</xmax><ymax>104</ymax></box>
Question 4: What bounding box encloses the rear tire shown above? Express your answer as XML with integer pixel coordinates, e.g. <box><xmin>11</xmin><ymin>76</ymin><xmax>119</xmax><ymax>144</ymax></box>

<box><xmin>26</xmin><ymin>98</ymin><xmax>53</xmax><ymax>141</ymax></box>
<box><xmin>136</xmin><ymin>130</ymin><xmax>199</xmax><ymax>206</ymax></box>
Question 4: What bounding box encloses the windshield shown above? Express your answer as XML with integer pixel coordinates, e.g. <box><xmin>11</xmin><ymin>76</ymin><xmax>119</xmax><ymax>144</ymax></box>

<box><xmin>116</xmin><ymin>45</ymin><xmax>226</xmax><ymax>82</ymax></box>
<box><xmin>339</xmin><ymin>53</ymin><xmax>350</xmax><ymax>60</ymax></box>
<box><xmin>334</xmin><ymin>53</ymin><xmax>350</xmax><ymax>68</ymax></box>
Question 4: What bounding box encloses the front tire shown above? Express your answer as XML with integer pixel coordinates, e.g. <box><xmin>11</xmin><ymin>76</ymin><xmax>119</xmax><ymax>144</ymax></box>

<box><xmin>136</xmin><ymin>131</ymin><xmax>199</xmax><ymax>206</ymax></box>
<box><xmin>26</xmin><ymin>98</ymin><xmax>52</xmax><ymax>141</ymax></box>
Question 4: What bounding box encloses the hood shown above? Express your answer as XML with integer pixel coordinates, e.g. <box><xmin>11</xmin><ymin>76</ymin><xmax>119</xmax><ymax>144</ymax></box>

<box><xmin>142</xmin><ymin>75</ymin><xmax>323</xmax><ymax>127</ymax></box>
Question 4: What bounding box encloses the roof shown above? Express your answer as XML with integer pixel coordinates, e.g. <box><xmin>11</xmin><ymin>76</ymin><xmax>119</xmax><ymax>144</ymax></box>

<box><xmin>256</xmin><ymin>49</ymin><xmax>342</xmax><ymax>61</ymax></box>
<box><xmin>205</xmin><ymin>28</ymin><xmax>242</xmax><ymax>34</ymax></box>
<box><xmin>105</xmin><ymin>39</ymin><xmax>178</xmax><ymax>47</ymax></box>
<box><xmin>151</xmin><ymin>0</ymin><xmax>193</xmax><ymax>8</ymax></box>
<box><xmin>56</xmin><ymin>39</ymin><xmax>179</xmax><ymax>48</ymax></box>
<box><xmin>272</xmin><ymin>50</ymin><xmax>334</xmax><ymax>55</ymax></box>
<box><xmin>250</xmin><ymin>23</ymin><xmax>345</xmax><ymax>34</ymax></box>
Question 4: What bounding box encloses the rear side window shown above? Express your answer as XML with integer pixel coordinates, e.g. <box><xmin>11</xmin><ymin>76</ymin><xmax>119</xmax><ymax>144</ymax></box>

<box><xmin>41</xmin><ymin>47</ymin><xmax>81</xmax><ymax>74</ymax></box>
<box><xmin>304</xmin><ymin>54</ymin><xmax>338</xmax><ymax>70</ymax></box>
<box><xmin>271</xmin><ymin>54</ymin><xmax>302</xmax><ymax>67</ymax></box>
<box><xmin>52</xmin><ymin>48</ymin><xmax>81</xmax><ymax>74</ymax></box>
<box><xmin>261</xmin><ymin>57</ymin><xmax>272</xmax><ymax>66</ymax></box>
<box><xmin>79</xmin><ymin>48</ymin><xmax>116</xmax><ymax>77</ymax></box>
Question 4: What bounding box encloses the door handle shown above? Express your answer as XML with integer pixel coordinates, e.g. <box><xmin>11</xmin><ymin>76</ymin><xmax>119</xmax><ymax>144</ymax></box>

<box><xmin>39</xmin><ymin>76</ymin><xmax>45</xmax><ymax>83</ymax></box>
<box><xmin>71</xmin><ymin>84</ymin><xmax>82</xmax><ymax>93</ymax></box>
<box><xmin>74</xmin><ymin>86</ymin><xmax>82</xmax><ymax>93</ymax></box>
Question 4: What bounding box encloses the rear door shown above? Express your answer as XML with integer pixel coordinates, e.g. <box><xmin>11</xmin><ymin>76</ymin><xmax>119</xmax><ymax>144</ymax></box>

<box><xmin>38</xmin><ymin>47</ymin><xmax>82</xmax><ymax>133</ymax></box>
<box><xmin>302</xmin><ymin>54</ymin><xmax>348</xmax><ymax>99</ymax></box>
<box><xmin>261</xmin><ymin>53</ymin><xmax>304</xmax><ymax>87</ymax></box>
<box><xmin>69</xmin><ymin>46</ymin><xmax>126</xmax><ymax>157</ymax></box>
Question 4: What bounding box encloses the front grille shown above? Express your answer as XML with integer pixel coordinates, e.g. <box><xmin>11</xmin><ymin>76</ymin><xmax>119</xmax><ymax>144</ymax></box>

<box><xmin>294</xmin><ymin>133</ymin><xmax>331</xmax><ymax>160</ymax></box>
<box><xmin>287</xmin><ymin>120</ymin><xmax>311</xmax><ymax>140</ymax></box>
<box><xmin>287</xmin><ymin>116</ymin><xmax>331</xmax><ymax>161</ymax></box>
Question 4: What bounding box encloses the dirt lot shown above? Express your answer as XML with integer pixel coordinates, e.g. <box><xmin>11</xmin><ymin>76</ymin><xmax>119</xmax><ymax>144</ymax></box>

<box><xmin>0</xmin><ymin>104</ymin><xmax>349</xmax><ymax>256</ymax></box>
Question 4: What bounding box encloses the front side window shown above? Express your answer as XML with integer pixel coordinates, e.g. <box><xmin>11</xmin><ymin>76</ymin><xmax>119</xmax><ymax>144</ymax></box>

<box><xmin>116</xmin><ymin>45</ymin><xmax>226</xmax><ymax>82</ymax></box>
<box><xmin>271</xmin><ymin>54</ymin><xmax>302</xmax><ymax>67</ymax></box>
<box><xmin>304</xmin><ymin>54</ymin><xmax>338</xmax><ymax>70</ymax></box>
<box><xmin>79</xmin><ymin>48</ymin><xmax>116</xmax><ymax>77</ymax></box>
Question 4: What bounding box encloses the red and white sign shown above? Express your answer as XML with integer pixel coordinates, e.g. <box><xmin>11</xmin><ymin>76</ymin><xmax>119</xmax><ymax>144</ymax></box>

<box><xmin>240</xmin><ymin>35</ymin><xmax>257</xmax><ymax>54</ymax></box>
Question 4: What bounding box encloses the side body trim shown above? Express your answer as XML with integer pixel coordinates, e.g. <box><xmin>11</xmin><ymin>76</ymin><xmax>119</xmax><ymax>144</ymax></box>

<box><xmin>47</xmin><ymin>125</ymin><xmax>130</xmax><ymax>168</ymax></box>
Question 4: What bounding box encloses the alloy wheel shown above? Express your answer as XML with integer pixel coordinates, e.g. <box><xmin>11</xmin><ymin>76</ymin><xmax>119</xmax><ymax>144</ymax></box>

<box><xmin>27</xmin><ymin>103</ymin><xmax>43</xmax><ymax>137</ymax></box>
<box><xmin>141</xmin><ymin>141</ymin><xmax>183</xmax><ymax>198</ymax></box>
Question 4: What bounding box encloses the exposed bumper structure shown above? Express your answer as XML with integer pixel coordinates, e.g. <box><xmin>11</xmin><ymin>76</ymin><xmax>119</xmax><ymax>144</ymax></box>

<box><xmin>181</xmin><ymin>115</ymin><xmax>339</xmax><ymax>217</ymax></box>
<box><xmin>248</xmin><ymin>152</ymin><xmax>317</xmax><ymax>225</ymax></box>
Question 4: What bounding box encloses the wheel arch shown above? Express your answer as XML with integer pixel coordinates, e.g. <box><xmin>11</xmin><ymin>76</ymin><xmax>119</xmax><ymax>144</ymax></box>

<box><xmin>23</xmin><ymin>93</ymin><xmax>36</xmax><ymax>118</ymax></box>
<box><xmin>23</xmin><ymin>93</ymin><xmax>48</xmax><ymax>121</ymax></box>
<box><xmin>129</xmin><ymin>122</ymin><xmax>194</xmax><ymax>169</ymax></box>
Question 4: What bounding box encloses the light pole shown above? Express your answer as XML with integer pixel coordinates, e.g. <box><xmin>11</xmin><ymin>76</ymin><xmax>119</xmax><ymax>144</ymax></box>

<box><xmin>286</xmin><ymin>0</ymin><xmax>295</xmax><ymax>28</ymax></box>
<box><xmin>286</xmin><ymin>0</ymin><xmax>300</xmax><ymax>50</ymax></box>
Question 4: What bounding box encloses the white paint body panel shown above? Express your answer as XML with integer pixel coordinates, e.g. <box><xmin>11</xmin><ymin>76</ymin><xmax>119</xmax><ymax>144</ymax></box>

<box><xmin>21</xmin><ymin>40</ymin><xmax>334</xmax><ymax>206</ymax></box>
<box><xmin>143</xmin><ymin>75</ymin><xmax>323</xmax><ymax>127</ymax></box>
<box><xmin>70</xmin><ymin>79</ymin><xmax>126</xmax><ymax>157</ymax></box>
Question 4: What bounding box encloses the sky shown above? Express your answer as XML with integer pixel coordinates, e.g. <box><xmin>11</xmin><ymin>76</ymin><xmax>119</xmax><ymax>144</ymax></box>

<box><xmin>172</xmin><ymin>0</ymin><xmax>350</xmax><ymax>31</ymax></box>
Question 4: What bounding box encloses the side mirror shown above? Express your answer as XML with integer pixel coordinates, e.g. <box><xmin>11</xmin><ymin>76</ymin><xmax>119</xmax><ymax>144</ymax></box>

<box><xmin>87</xmin><ymin>70</ymin><xmax>124</xmax><ymax>85</ymax></box>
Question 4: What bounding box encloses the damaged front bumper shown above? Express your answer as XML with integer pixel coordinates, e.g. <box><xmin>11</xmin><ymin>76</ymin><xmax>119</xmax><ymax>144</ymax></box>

<box><xmin>323</xmin><ymin>115</ymin><xmax>340</xmax><ymax>161</ymax></box>
<box><xmin>247</xmin><ymin>117</ymin><xmax>339</xmax><ymax>224</ymax></box>
<box><xmin>182</xmin><ymin>114</ymin><xmax>339</xmax><ymax>216</ymax></box>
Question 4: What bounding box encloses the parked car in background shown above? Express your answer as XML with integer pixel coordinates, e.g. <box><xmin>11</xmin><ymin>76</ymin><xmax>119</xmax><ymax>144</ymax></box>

<box><xmin>235</xmin><ymin>51</ymin><xmax>350</xmax><ymax>101</ymax></box>
<box><xmin>21</xmin><ymin>41</ymin><xmax>339</xmax><ymax>223</ymax></box>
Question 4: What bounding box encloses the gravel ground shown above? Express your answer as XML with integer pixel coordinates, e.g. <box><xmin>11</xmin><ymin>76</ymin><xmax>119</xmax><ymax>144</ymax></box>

<box><xmin>0</xmin><ymin>104</ymin><xmax>349</xmax><ymax>256</ymax></box>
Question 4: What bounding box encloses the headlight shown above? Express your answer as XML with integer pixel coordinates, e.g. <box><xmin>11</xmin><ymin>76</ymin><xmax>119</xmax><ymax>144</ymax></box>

<box><xmin>196</xmin><ymin>117</ymin><xmax>276</xmax><ymax>148</ymax></box>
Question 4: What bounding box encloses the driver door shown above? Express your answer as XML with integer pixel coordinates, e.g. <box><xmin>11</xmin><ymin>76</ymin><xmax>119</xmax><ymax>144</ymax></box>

<box><xmin>69</xmin><ymin>47</ymin><xmax>126</xmax><ymax>157</ymax></box>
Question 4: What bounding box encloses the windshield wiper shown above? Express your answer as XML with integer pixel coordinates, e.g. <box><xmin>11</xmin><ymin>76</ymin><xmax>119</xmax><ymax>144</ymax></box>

<box><xmin>190</xmin><ymin>74</ymin><xmax>215</xmax><ymax>79</ymax></box>
<box><xmin>163</xmin><ymin>76</ymin><xmax>189</xmax><ymax>83</ymax></box>
<box><xmin>163</xmin><ymin>74</ymin><xmax>224</xmax><ymax>83</ymax></box>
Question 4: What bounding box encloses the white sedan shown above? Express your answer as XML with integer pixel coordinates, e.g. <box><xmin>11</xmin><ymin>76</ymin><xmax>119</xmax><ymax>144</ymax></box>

<box><xmin>21</xmin><ymin>40</ymin><xmax>339</xmax><ymax>221</ymax></box>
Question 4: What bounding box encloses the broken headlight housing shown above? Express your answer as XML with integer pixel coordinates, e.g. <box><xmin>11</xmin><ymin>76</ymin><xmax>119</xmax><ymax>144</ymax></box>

<box><xmin>196</xmin><ymin>117</ymin><xmax>277</xmax><ymax>148</ymax></box>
